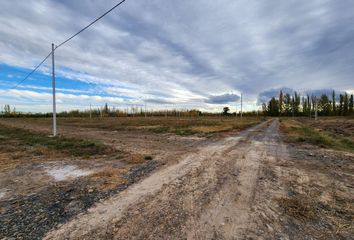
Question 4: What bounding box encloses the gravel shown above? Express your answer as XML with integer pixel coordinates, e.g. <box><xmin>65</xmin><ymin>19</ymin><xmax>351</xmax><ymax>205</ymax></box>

<box><xmin>0</xmin><ymin>160</ymin><xmax>159</xmax><ymax>240</ymax></box>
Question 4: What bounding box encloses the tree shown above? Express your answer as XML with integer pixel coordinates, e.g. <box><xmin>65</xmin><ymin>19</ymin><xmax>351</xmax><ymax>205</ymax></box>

<box><xmin>319</xmin><ymin>94</ymin><xmax>330</xmax><ymax>115</ymax></box>
<box><xmin>223</xmin><ymin>106</ymin><xmax>230</xmax><ymax>115</ymax></box>
<box><xmin>339</xmin><ymin>94</ymin><xmax>344</xmax><ymax>115</ymax></box>
<box><xmin>343</xmin><ymin>93</ymin><xmax>349</xmax><ymax>116</ymax></box>
<box><xmin>293</xmin><ymin>91</ymin><xmax>301</xmax><ymax>116</ymax></box>
<box><xmin>279</xmin><ymin>90</ymin><xmax>284</xmax><ymax>115</ymax></box>
<box><xmin>284</xmin><ymin>93</ymin><xmax>291</xmax><ymax>116</ymax></box>
<box><xmin>267</xmin><ymin>97</ymin><xmax>280</xmax><ymax>116</ymax></box>
<box><xmin>307</xmin><ymin>95</ymin><xmax>311</xmax><ymax>117</ymax></box>
<box><xmin>332</xmin><ymin>90</ymin><xmax>336</xmax><ymax>115</ymax></box>
<box><xmin>349</xmin><ymin>94</ymin><xmax>354</xmax><ymax>115</ymax></box>
<box><xmin>4</xmin><ymin>104</ymin><xmax>10</xmax><ymax>114</ymax></box>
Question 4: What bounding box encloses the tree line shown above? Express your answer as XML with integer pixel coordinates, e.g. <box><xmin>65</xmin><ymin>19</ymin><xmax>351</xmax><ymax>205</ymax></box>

<box><xmin>0</xmin><ymin>102</ymin><xmax>264</xmax><ymax>118</ymax></box>
<box><xmin>263</xmin><ymin>90</ymin><xmax>354</xmax><ymax>117</ymax></box>
<box><xmin>0</xmin><ymin>103</ymin><xmax>205</xmax><ymax>118</ymax></box>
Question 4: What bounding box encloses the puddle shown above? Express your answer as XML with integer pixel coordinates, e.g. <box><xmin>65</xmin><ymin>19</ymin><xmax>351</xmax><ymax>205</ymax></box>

<box><xmin>46</xmin><ymin>165</ymin><xmax>93</xmax><ymax>181</ymax></box>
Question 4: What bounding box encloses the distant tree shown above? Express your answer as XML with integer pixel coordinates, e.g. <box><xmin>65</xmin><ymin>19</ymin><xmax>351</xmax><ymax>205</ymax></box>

<box><xmin>104</xmin><ymin>103</ymin><xmax>109</xmax><ymax>114</ymax></box>
<box><xmin>4</xmin><ymin>104</ymin><xmax>11</xmax><ymax>116</ymax></box>
<box><xmin>319</xmin><ymin>94</ymin><xmax>330</xmax><ymax>115</ymax></box>
<box><xmin>307</xmin><ymin>95</ymin><xmax>311</xmax><ymax>117</ymax></box>
<box><xmin>339</xmin><ymin>94</ymin><xmax>344</xmax><ymax>115</ymax></box>
<box><xmin>294</xmin><ymin>92</ymin><xmax>301</xmax><ymax>116</ymax></box>
<box><xmin>284</xmin><ymin>93</ymin><xmax>291</xmax><ymax>116</ymax></box>
<box><xmin>260</xmin><ymin>89</ymin><xmax>351</xmax><ymax>117</ymax></box>
<box><xmin>223</xmin><ymin>106</ymin><xmax>230</xmax><ymax>115</ymax></box>
<box><xmin>4</xmin><ymin>104</ymin><xmax>10</xmax><ymax>114</ymax></box>
<box><xmin>267</xmin><ymin>97</ymin><xmax>280</xmax><ymax>116</ymax></box>
<box><xmin>279</xmin><ymin>90</ymin><xmax>284</xmax><ymax>115</ymax></box>
<box><xmin>290</xmin><ymin>96</ymin><xmax>295</xmax><ymax>117</ymax></box>
<box><xmin>343</xmin><ymin>93</ymin><xmax>349</xmax><ymax>116</ymax></box>
<box><xmin>332</xmin><ymin>90</ymin><xmax>336</xmax><ymax>115</ymax></box>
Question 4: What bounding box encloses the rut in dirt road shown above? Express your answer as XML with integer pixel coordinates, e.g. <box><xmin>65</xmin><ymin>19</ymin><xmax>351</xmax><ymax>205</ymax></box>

<box><xmin>45</xmin><ymin>119</ymin><xmax>287</xmax><ymax>240</ymax></box>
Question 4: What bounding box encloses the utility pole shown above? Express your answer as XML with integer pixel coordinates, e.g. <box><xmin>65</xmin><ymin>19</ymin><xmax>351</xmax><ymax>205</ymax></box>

<box><xmin>51</xmin><ymin>43</ymin><xmax>57</xmax><ymax>137</ymax></box>
<box><xmin>240</xmin><ymin>93</ymin><xmax>243</xmax><ymax>118</ymax></box>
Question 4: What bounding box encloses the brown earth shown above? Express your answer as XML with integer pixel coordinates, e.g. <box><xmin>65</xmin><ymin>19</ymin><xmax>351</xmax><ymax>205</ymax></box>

<box><xmin>44</xmin><ymin>118</ymin><xmax>354</xmax><ymax>240</ymax></box>
<box><xmin>301</xmin><ymin>116</ymin><xmax>354</xmax><ymax>138</ymax></box>
<box><xmin>1</xmin><ymin>117</ymin><xmax>353</xmax><ymax>239</ymax></box>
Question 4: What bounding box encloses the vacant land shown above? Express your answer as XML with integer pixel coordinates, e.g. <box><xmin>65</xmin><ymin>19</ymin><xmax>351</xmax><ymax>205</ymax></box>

<box><xmin>279</xmin><ymin>117</ymin><xmax>354</xmax><ymax>239</ymax></box>
<box><xmin>281</xmin><ymin>117</ymin><xmax>354</xmax><ymax>152</ymax></box>
<box><xmin>0</xmin><ymin>116</ymin><xmax>262</xmax><ymax>136</ymax></box>
<box><xmin>0</xmin><ymin>116</ymin><xmax>353</xmax><ymax>239</ymax></box>
<box><xmin>0</xmin><ymin>116</ymin><xmax>261</xmax><ymax>239</ymax></box>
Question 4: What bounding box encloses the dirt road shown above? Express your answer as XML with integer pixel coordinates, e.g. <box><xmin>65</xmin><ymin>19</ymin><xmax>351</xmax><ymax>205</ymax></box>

<box><xmin>43</xmin><ymin>119</ymin><xmax>290</xmax><ymax>239</ymax></box>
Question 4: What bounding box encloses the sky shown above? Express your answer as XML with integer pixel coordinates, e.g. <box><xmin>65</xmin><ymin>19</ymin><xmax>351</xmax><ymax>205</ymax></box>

<box><xmin>0</xmin><ymin>0</ymin><xmax>353</xmax><ymax>113</ymax></box>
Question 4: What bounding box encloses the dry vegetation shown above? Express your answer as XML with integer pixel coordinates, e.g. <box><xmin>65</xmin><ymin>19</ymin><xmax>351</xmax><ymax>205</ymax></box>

<box><xmin>0</xmin><ymin>124</ymin><xmax>114</xmax><ymax>171</ymax></box>
<box><xmin>3</xmin><ymin>116</ymin><xmax>352</xmax><ymax>239</ymax></box>
<box><xmin>280</xmin><ymin>117</ymin><xmax>354</xmax><ymax>153</ymax></box>
<box><xmin>0</xmin><ymin>116</ymin><xmax>261</xmax><ymax>239</ymax></box>
<box><xmin>278</xmin><ymin>117</ymin><xmax>354</xmax><ymax>239</ymax></box>
<box><xmin>0</xmin><ymin>116</ymin><xmax>262</xmax><ymax>136</ymax></box>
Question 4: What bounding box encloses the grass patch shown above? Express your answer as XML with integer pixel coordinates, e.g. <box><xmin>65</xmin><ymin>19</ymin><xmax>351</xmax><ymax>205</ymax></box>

<box><xmin>280</xmin><ymin>119</ymin><xmax>354</xmax><ymax>153</ymax></box>
<box><xmin>0</xmin><ymin>125</ymin><xmax>109</xmax><ymax>156</ymax></box>
<box><xmin>147</xmin><ymin>117</ymin><xmax>262</xmax><ymax>136</ymax></box>
<box><xmin>0</xmin><ymin>117</ymin><xmax>262</xmax><ymax>136</ymax></box>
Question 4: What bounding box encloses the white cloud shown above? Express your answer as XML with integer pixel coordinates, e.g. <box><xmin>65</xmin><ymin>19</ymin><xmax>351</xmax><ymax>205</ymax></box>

<box><xmin>0</xmin><ymin>0</ymin><xmax>353</xmax><ymax>112</ymax></box>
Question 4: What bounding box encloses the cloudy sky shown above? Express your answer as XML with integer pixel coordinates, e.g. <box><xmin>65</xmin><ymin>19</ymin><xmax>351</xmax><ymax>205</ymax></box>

<box><xmin>0</xmin><ymin>0</ymin><xmax>353</xmax><ymax>113</ymax></box>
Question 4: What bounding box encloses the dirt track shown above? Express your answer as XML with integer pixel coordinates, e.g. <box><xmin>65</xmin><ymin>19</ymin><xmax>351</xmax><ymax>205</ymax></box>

<box><xmin>42</xmin><ymin>119</ymin><xmax>291</xmax><ymax>239</ymax></box>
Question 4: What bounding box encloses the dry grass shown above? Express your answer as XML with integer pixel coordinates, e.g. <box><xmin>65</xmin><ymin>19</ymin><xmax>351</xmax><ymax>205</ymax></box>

<box><xmin>0</xmin><ymin>117</ymin><xmax>263</xmax><ymax>136</ymax></box>
<box><xmin>304</xmin><ymin>117</ymin><xmax>354</xmax><ymax>138</ymax></box>
<box><xmin>0</xmin><ymin>136</ymin><xmax>67</xmax><ymax>171</ymax></box>
<box><xmin>280</xmin><ymin>118</ymin><xmax>354</xmax><ymax>153</ymax></box>
<box><xmin>0</xmin><ymin>124</ymin><xmax>114</xmax><ymax>172</ymax></box>
<box><xmin>0</xmin><ymin>124</ymin><xmax>111</xmax><ymax>156</ymax></box>
<box><xmin>277</xmin><ymin>197</ymin><xmax>317</xmax><ymax>220</ymax></box>
<box><xmin>190</xmin><ymin>125</ymin><xmax>233</xmax><ymax>133</ymax></box>
<box><xmin>125</xmin><ymin>154</ymin><xmax>146</xmax><ymax>164</ymax></box>
<box><xmin>90</xmin><ymin>168</ymin><xmax>128</xmax><ymax>190</ymax></box>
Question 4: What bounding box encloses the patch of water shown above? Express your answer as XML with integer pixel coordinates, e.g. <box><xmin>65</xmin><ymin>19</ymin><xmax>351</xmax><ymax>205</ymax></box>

<box><xmin>46</xmin><ymin>165</ymin><xmax>93</xmax><ymax>181</ymax></box>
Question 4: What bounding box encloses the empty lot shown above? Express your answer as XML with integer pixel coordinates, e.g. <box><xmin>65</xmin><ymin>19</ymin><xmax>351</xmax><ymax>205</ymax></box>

<box><xmin>0</xmin><ymin>116</ymin><xmax>353</xmax><ymax>239</ymax></box>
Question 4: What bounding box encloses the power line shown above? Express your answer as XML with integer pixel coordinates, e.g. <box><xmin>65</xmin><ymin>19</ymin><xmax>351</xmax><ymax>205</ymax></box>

<box><xmin>10</xmin><ymin>52</ymin><xmax>52</xmax><ymax>90</ymax></box>
<box><xmin>9</xmin><ymin>0</ymin><xmax>128</xmax><ymax>90</ymax></box>
<box><xmin>56</xmin><ymin>0</ymin><xmax>127</xmax><ymax>49</ymax></box>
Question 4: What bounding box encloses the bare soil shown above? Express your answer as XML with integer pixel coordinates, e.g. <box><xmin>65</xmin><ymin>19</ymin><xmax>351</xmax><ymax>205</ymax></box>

<box><xmin>1</xmin><ymin>117</ymin><xmax>353</xmax><ymax>239</ymax></box>
<box><xmin>302</xmin><ymin>117</ymin><xmax>354</xmax><ymax>138</ymax></box>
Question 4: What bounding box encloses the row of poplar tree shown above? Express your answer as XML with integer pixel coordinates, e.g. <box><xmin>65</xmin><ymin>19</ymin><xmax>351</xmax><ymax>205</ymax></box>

<box><xmin>263</xmin><ymin>90</ymin><xmax>354</xmax><ymax>117</ymax></box>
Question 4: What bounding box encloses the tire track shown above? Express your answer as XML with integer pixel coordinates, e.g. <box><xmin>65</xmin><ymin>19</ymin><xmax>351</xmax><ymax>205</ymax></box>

<box><xmin>44</xmin><ymin>120</ymin><xmax>273</xmax><ymax>240</ymax></box>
